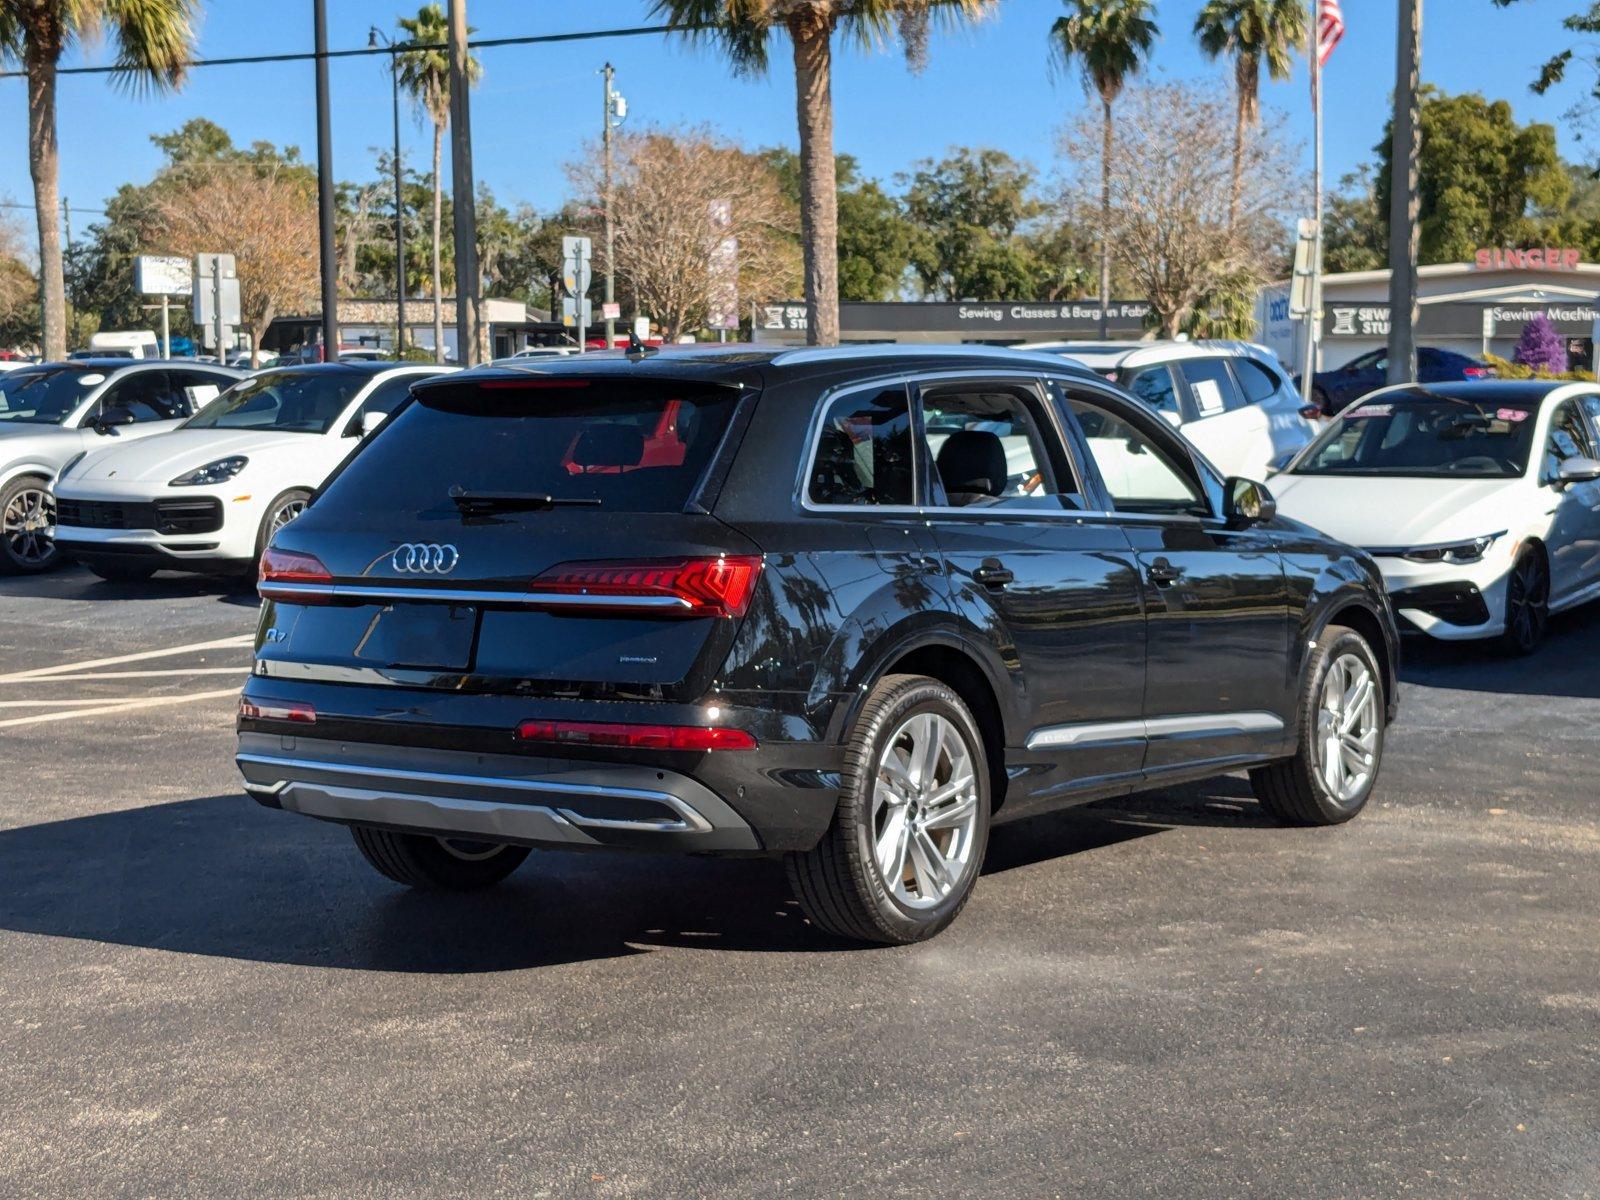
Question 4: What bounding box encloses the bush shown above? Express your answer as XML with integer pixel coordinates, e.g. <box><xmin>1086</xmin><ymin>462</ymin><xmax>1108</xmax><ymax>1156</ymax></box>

<box><xmin>1482</xmin><ymin>352</ymin><xmax>1594</xmax><ymax>383</ymax></box>
<box><xmin>1511</xmin><ymin>313</ymin><xmax>1569</xmax><ymax>374</ymax></box>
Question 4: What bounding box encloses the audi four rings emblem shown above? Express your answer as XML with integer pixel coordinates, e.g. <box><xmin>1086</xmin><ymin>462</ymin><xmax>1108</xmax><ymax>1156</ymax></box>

<box><xmin>392</xmin><ymin>543</ymin><xmax>460</xmax><ymax>574</ymax></box>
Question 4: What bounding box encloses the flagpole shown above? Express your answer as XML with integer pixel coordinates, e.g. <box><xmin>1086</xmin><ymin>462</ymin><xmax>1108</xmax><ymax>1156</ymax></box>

<box><xmin>1300</xmin><ymin>0</ymin><xmax>1324</xmax><ymax>405</ymax></box>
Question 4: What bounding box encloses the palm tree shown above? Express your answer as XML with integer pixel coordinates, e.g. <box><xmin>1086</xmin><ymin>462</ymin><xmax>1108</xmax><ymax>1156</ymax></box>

<box><xmin>651</xmin><ymin>1</ymin><xmax>995</xmax><ymax>347</ymax></box>
<box><xmin>396</xmin><ymin>3</ymin><xmax>478</xmax><ymax>363</ymax></box>
<box><xmin>1049</xmin><ymin>0</ymin><xmax>1157</xmax><ymax>332</ymax></box>
<box><xmin>0</xmin><ymin>1</ymin><xmax>196</xmax><ymax>361</ymax></box>
<box><xmin>1194</xmin><ymin>0</ymin><xmax>1304</xmax><ymax>231</ymax></box>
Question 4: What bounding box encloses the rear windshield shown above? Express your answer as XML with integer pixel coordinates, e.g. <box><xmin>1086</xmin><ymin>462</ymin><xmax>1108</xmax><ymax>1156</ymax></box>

<box><xmin>1292</xmin><ymin>396</ymin><xmax>1542</xmax><ymax>479</ymax></box>
<box><xmin>317</xmin><ymin>379</ymin><xmax>743</xmax><ymax>515</ymax></box>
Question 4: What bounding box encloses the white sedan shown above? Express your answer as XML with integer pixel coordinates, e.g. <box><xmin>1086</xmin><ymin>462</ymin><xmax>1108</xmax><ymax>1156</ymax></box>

<box><xmin>52</xmin><ymin>362</ymin><xmax>451</xmax><ymax>581</ymax></box>
<box><xmin>1272</xmin><ymin>381</ymin><xmax>1600</xmax><ymax>653</ymax></box>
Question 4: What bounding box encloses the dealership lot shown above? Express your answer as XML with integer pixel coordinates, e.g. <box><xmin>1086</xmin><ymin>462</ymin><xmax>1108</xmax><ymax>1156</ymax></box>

<box><xmin>1</xmin><ymin>567</ymin><xmax>1597</xmax><ymax>1198</ymax></box>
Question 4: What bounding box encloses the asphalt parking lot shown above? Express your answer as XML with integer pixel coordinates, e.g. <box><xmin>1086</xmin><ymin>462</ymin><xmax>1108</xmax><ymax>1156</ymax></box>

<box><xmin>1</xmin><ymin>566</ymin><xmax>1597</xmax><ymax>1199</ymax></box>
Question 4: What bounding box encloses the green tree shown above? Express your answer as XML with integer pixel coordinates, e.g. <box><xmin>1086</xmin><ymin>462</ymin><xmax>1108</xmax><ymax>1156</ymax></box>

<box><xmin>1049</xmin><ymin>0</ymin><xmax>1158</xmax><ymax>323</ymax></box>
<box><xmin>1194</xmin><ymin>0</ymin><xmax>1304</xmax><ymax>231</ymax></box>
<box><xmin>1374</xmin><ymin>88</ymin><xmax>1569</xmax><ymax>264</ymax></box>
<box><xmin>763</xmin><ymin>149</ymin><xmax>915</xmax><ymax>300</ymax></box>
<box><xmin>1322</xmin><ymin>166</ymin><xmax>1385</xmax><ymax>274</ymax></box>
<box><xmin>901</xmin><ymin>148</ymin><xmax>1047</xmax><ymax>299</ymax></box>
<box><xmin>651</xmin><ymin>0</ymin><xmax>998</xmax><ymax>344</ymax></box>
<box><xmin>396</xmin><ymin>3</ymin><xmax>479</xmax><ymax>362</ymax></box>
<box><xmin>0</xmin><ymin>0</ymin><xmax>197</xmax><ymax>361</ymax></box>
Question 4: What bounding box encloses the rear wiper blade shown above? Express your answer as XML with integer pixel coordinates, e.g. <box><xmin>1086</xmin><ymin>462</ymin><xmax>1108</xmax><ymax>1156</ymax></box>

<box><xmin>448</xmin><ymin>486</ymin><xmax>603</xmax><ymax>514</ymax></box>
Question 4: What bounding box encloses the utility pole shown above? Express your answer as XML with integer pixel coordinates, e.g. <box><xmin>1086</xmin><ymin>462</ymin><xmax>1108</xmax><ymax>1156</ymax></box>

<box><xmin>1299</xmin><ymin>0</ymin><xmax>1324</xmax><ymax>398</ymax></box>
<box><xmin>62</xmin><ymin>198</ymin><xmax>73</xmax><ymax>350</ymax></box>
<box><xmin>312</xmin><ymin>0</ymin><xmax>340</xmax><ymax>361</ymax></box>
<box><xmin>1386</xmin><ymin>0</ymin><xmax>1422</xmax><ymax>386</ymax></box>
<box><xmin>602</xmin><ymin>63</ymin><xmax>627</xmax><ymax>350</ymax></box>
<box><xmin>371</xmin><ymin>27</ymin><xmax>409</xmax><ymax>356</ymax></box>
<box><xmin>448</xmin><ymin>0</ymin><xmax>481</xmax><ymax>366</ymax></box>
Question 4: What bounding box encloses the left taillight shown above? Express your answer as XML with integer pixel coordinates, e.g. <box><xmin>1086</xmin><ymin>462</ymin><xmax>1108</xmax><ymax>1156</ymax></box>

<box><xmin>258</xmin><ymin>546</ymin><xmax>332</xmax><ymax>602</ymax></box>
<box><xmin>527</xmin><ymin>555</ymin><xmax>763</xmax><ymax>618</ymax></box>
<box><xmin>239</xmin><ymin>698</ymin><xmax>316</xmax><ymax>724</ymax></box>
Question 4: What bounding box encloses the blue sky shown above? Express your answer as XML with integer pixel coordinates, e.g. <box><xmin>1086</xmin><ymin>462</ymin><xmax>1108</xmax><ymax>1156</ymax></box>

<box><xmin>0</xmin><ymin>0</ymin><xmax>1591</xmax><ymax>246</ymax></box>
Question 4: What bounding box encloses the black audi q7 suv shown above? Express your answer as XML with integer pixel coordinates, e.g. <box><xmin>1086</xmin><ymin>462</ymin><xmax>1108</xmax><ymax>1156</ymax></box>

<box><xmin>237</xmin><ymin>345</ymin><xmax>1399</xmax><ymax>944</ymax></box>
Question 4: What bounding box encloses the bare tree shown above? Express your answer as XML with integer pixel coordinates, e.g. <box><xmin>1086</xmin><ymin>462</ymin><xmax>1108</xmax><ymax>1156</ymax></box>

<box><xmin>0</xmin><ymin>207</ymin><xmax>32</xmax><ymax>332</ymax></box>
<box><xmin>1058</xmin><ymin>80</ymin><xmax>1297</xmax><ymax>338</ymax></box>
<box><xmin>151</xmin><ymin>164</ymin><xmax>320</xmax><ymax>366</ymax></box>
<box><xmin>567</xmin><ymin>129</ymin><xmax>800</xmax><ymax>341</ymax></box>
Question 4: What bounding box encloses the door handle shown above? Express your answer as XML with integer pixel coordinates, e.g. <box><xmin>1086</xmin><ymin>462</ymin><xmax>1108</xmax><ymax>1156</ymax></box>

<box><xmin>1147</xmin><ymin>558</ymin><xmax>1182</xmax><ymax>587</ymax></box>
<box><xmin>973</xmin><ymin>561</ymin><xmax>1014</xmax><ymax>589</ymax></box>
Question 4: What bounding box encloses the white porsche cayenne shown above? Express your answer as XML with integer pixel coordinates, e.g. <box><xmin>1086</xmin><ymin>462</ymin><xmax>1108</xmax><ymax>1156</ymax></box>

<box><xmin>1272</xmin><ymin>380</ymin><xmax>1600</xmax><ymax>654</ymax></box>
<box><xmin>52</xmin><ymin>362</ymin><xmax>451</xmax><ymax>581</ymax></box>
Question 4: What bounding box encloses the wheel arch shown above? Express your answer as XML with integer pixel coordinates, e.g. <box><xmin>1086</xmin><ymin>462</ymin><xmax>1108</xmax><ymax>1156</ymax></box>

<box><xmin>1316</xmin><ymin>599</ymin><xmax>1398</xmax><ymax>722</ymax></box>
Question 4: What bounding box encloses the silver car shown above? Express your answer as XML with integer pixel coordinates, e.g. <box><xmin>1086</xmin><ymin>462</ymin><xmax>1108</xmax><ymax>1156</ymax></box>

<box><xmin>0</xmin><ymin>358</ymin><xmax>243</xmax><ymax>572</ymax></box>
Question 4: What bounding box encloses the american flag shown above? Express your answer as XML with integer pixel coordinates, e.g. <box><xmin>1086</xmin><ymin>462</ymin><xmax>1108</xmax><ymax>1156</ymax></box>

<box><xmin>1317</xmin><ymin>0</ymin><xmax>1346</xmax><ymax>67</ymax></box>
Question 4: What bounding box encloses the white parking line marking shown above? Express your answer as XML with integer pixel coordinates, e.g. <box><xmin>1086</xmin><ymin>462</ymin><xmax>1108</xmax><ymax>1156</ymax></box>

<box><xmin>0</xmin><ymin>699</ymin><xmax>170</xmax><ymax>708</ymax></box>
<box><xmin>5</xmin><ymin>667</ymin><xmax>248</xmax><ymax>682</ymax></box>
<box><xmin>0</xmin><ymin>688</ymin><xmax>242</xmax><ymax>729</ymax></box>
<box><xmin>0</xmin><ymin>634</ymin><xmax>253</xmax><ymax>683</ymax></box>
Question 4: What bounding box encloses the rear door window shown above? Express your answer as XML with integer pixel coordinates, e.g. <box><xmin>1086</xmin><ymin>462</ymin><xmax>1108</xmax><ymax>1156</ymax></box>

<box><xmin>320</xmin><ymin>379</ymin><xmax>744</xmax><ymax>516</ymax></box>
<box><xmin>1124</xmin><ymin>364</ymin><xmax>1186</xmax><ymax>421</ymax></box>
<box><xmin>808</xmin><ymin>385</ymin><xmax>915</xmax><ymax>507</ymax></box>
<box><xmin>1177</xmin><ymin>358</ymin><xmax>1247</xmax><ymax>418</ymax></box>
<box><xmin>919</xmin><ymin>382</ymin><xmax>1084</xmax><ymax>510</ymax></box>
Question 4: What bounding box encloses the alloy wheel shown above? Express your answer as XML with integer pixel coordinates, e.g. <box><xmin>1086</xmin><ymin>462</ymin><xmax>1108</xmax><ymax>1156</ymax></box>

<box><xmin>871</xmin><ymin>711</ymin><xmax>981</xmax><ymax>909</ymax></box>
<box><xmin>2</xmin><ymin>485</ymin><xmax>56</xmax><ymax>568</ymax></box>
<box><xmin>270</xmin><ymin>497</ymin><xmax>307</xmax><ymax>537</ymax></box>
<box><xmin>1314</xmin><ymin>653</ymin><xmax>1380</xmax><ymax>807</ymax></box>
<box><xmin>1504</xmin><ymin>552</ymin><xmax>1549</xmax><ymax>651</ymax></box>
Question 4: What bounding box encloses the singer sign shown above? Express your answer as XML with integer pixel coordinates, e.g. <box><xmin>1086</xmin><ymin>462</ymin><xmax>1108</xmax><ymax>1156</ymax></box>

<box><xmin>1473</xmin><ymin>247</ymin><xmax>1582</xmax><ymax>271</ymax></box>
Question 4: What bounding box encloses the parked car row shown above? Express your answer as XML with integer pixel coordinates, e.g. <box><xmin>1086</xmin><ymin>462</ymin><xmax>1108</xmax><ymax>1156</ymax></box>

<box><xmin>9</xmin><ymin>342</ymin><xmax>1598</xmax><ymax>945</ymax></box>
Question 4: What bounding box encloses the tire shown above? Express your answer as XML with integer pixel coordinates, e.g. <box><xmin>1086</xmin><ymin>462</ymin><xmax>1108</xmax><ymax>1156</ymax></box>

<box><xmin>0</xmin><ymin>475</ymin><xmax>59</xmax><ymax>574</ymax></box>
<box><xmin>350</xmin><ymin>826</ymin><xmax>531</xmax><ymax>891</ymax></box>
<box><xmin>1251</xmin><ymin>625</ymin><xmax>1385</xmax><ymax>826</ymax></box>
<box><xmin>785</xmin><ymin>674</ymin><xmax>990</xmax><ymax>945</ymax></box>
<box><xmin>87</xmin><ymin>562</ymin><xmax>157</xmax><ymax>583</ymax></box>
<box><xmin>254</xmin><ymin>488</ymin><xmax>312</xmax><ymax>562</ymax></box>
<box><xmin>1498</xmin><ymin>545</ymin><xmax>1549</xmax><ymax>656</ymax></box>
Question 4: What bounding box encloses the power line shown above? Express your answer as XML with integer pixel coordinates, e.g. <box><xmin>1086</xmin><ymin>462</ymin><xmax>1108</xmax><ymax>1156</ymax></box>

<box><xmin>0</xmin><ymin>23</ymin><xmax>704</xmax><ymax>81</ymax></box>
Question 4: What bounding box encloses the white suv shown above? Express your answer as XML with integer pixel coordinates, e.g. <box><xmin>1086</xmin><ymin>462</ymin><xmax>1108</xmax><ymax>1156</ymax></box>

<box><xmin>1032</xmin><ymin>340</ymin><xmax>1319</xmax><ymax>481</ymax></box>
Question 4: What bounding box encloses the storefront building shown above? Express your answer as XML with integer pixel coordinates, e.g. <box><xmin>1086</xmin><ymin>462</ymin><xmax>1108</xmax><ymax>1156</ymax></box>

<box><xmin>1257</xmin><ymin>251</ymin><xmax>1600</xmax><ymax>375</ymax></box>
<box><xmin>751</xmin><ymin>300</ymin><xmax>1154</xmax><ymax>345</ymax></box>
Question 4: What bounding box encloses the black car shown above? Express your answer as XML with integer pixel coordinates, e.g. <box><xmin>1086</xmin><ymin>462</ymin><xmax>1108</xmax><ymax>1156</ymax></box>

<box><xmin>1310</xmin><ymin>346</ymin><xmax>1493</xmax><ymax>415</ymax></box>
<box><xmin>237</xmin><ymin>346</ymin><xmax>1399</xmax><ymax>945</ymax></box>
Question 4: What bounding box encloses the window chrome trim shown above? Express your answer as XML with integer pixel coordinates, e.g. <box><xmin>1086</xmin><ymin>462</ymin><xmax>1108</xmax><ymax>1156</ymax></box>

<box><xmin>257</xmin><ymin>580</ymin><xmax>693</xmax><ymax>610</ymax></box>
<box><xmin>1025</xmin><ymin>711</ymin><xmax>1284</xmax><ymax>751</ymax></box>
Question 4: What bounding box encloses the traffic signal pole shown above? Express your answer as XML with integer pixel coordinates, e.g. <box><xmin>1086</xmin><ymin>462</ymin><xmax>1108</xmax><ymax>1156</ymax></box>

<box><xmin>313</xmin><ymin>0</ymin><xmax>340</xmax><ymax>361</ymax></box>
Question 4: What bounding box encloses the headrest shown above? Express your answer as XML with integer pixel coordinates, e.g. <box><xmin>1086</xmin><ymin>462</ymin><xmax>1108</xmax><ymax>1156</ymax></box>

<box><xmin>572</xmin><ymin>425</ymin><xmax>645</xmax><ymax>469</ymax></box>
<box><xmin>935</xmin><ymin>430</ymin><xmax>1007</xmax><ymax>499</ymax></box>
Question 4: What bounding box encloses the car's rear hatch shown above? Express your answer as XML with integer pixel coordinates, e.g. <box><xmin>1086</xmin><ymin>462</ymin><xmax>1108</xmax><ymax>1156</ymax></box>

<box><xmin>254</xmin><ymin>370</ymin><xmax>761</xmax><ymax>698</ymax></box>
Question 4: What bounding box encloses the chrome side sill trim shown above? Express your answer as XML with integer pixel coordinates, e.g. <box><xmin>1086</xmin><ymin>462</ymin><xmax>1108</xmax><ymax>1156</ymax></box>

<box><xmin>1025</xmin><ymin>711</ymin><xmax>1284</xmax><ymax>752</ymax></box>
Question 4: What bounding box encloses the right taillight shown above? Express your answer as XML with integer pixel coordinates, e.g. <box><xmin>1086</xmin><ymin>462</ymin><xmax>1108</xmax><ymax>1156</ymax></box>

<box><xmin>527</xmin><ymin>555</ymin><xmax>763</xmax><ymax>618</ymax></box>
<box><xmin>259</xmin><ymin>547</ymin><xmax>333</xmax><ymax>602</ymax></box>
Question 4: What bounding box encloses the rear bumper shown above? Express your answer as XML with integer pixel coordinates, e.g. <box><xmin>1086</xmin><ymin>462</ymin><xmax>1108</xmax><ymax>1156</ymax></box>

<box><xmin>237</xmin><ymin>733</ymin><xmax>763</xmax><ymax>853</ymax></box>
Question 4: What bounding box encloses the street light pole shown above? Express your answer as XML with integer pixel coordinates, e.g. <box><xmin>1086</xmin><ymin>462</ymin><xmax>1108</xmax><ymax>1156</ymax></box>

<box><xmin>371</xmin><ymin>28</ymin><xmax>408</xmax><ymax>356</ymax></box>
<box><xmin>312</xmin><ymin>0</ymin><xmax>340</xmax><ymax>362</ymax></box>
<box><xmin>1387</xmin><ymin>0</ymin><xmax>1423</xmax><ymax>386</ymax></box>
<box><xmin>601</xmin><ymin>62</ymin><xmax>623</xmax><ymax>350</ymax></box>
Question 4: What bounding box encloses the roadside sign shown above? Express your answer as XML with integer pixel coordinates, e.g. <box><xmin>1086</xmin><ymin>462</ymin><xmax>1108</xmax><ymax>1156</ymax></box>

<box><xmin>192</xmin><ymin>254</ymin><xmax>241</xmax><ymax>326</ymax></box>
<box><xmin>601</xmin><ymin>301</ymin><xmax>621</xmax><ymax>322</ymax></box>
<box><xmin>1290</xmin><ymin>218</ymin><xmax>1317</xmax><ymax>316</ymax></box>
<box><xmin>134</xmin><ymin>255</ymin><xmax>192</xmax><ymax>296</ymax></box>
<box><xmin>561</xmin><ymin>297</ymin><xmax>593</xmax><ymax>328</ymax></box>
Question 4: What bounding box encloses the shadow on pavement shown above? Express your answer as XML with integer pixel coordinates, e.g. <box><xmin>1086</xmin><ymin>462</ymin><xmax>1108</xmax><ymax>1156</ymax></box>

<box><xmin>1398</xmin><ymin>602</ymin><xmax>1600</xmax><ymax>700</ymax></box>
<box><xmin>0</xmin><ymin>563</ymin><xmax>258</xmax><ymax>607</ymax></box>
<box><xmin>0</xmin><ymin>780</ymin><xmax>1272</xmax><ymax>968</ymax></box>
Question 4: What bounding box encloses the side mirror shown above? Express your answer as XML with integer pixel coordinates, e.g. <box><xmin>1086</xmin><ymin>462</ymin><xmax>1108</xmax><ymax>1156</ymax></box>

<box><xmin>93</xmin><ymin>405</ymin><xmax>136</xmax><ymax>433</ymax></box>
<box><xmin>358</xmin><ymin>410</ymin><xmax>388</xmax><ymax>438</ymax></box>
<box><xmin>1224</xmin><ymin>476</ymin><xmax>1277</xmax><ymax>527</ymax></box>
<box><xmin>1555</xmin><ymin>456</ymin><xmax>1600</xmax><ymax>487</ymax></box>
